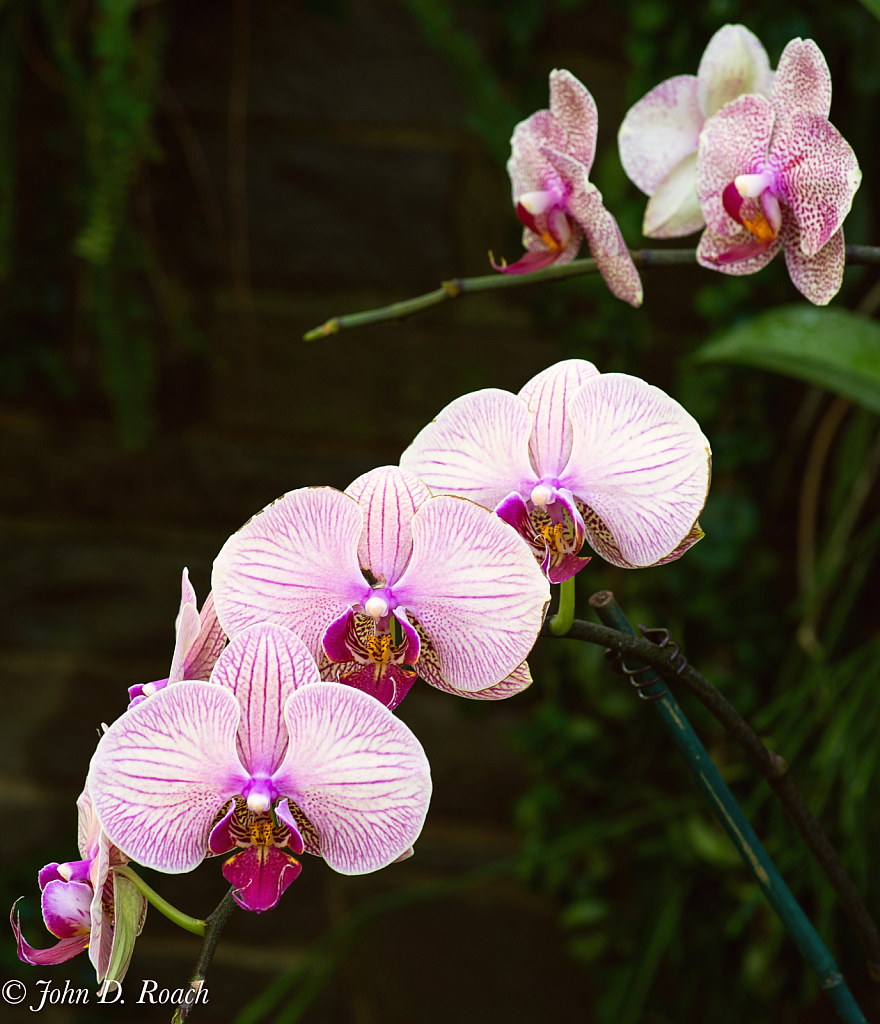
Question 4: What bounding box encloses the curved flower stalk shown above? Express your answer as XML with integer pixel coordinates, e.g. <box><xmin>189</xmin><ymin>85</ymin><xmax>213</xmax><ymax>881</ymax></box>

<box><xmin>11</xmin><ymin>787</ymin><xmax>147</xmax><ymax>985</ymax></box>
<box><xmin>89</xmin><ymin>623</ymin><xmax>431</xmax><ymax>914</ymax></box>
<box><xmin>128</xmin><ymin>567</ymin><xmax>226</xmax><ymax>706</ymax></box>
<box><xmin>212</xmin><ymin>468</ymin><xmax>549</xmax><ymax>707</ymax></box>
<box><xmin>696</xmin><ymin>38</ymin><xmax>861</xmax><ymax>305</ymax></box>
<box><xmin>400</xmin><ymin>360</ymin><xmax>711</xmax><ymax>577</ymax></box>
<box><xmin>619</xmin><ymin>24</ymin><xmax>773</xmax><ymax>238</ymax></box>
<box><xmin>492</xmin><ymin>69</ymin><xmax>643</xmax><ymax>307</ymax></box>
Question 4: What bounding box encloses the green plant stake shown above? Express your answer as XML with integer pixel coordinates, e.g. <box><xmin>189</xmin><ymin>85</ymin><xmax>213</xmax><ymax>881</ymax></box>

<box><xmin>589</xmin><ymin>590</ymin><xmax>868</xmax><ymax>1024</ymax></box>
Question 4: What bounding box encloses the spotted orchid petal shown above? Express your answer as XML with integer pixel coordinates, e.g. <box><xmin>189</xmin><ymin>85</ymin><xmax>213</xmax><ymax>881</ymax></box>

<box><xmin>393</xmin><ymin>496</ymin><xmax>549</xmax><ymax>691</ymax></box>
<box><xmin>771</xmin><ymin>38</ymin><xmax>831</xmax><ymax>119</ymax></box>
<box><xmin>89</xmin><ymin>683</ymin><xmax>250</xmax><ymax>873</ymax></box>
<box><xmin>642</xmin><ymin>152</ymin><xmax>705</xmax><ymax>239</ymax></box>
<box><xmin>518</xmin><ymin>359</ymin><xmax>600</xmax><ymax>479</ymax></box>
<box><xmin>697</xmin><ymin>94</ymin><xmax>776</xmax><ymax>237</ymax></box>
<box><xmin>223</xmin><ymin>845</ymin><xmax>302</xmax><ymax>913</ymax></box>
<box><xmin>273</xmin><ymin>683</ymin><xmax>431</xmax><ymax>874</ymax></box>
<box><xmin>548</xmin><ymin>68</ymin><xmax>597</xmax><ymax>170</ymax></box>
<box><xmin>508</xmin><ymin>109</ymin><xmax>560</xmax><ymax>203</ymax></box>
<box><xmin>618</xmin><ymin>75</ymin><xmax>702</xmax><ymax>197</ymax></box>
<box><xmin>697</xmin><ymin>24</ymin><xmax>773</xmax><ymax>118</ymax></box>
<box><xmin>400</xmin><ymin>390</ymin><xmax>537</xmax><ymax>508</ymax></box>
<box><xmin>345</xmin><ymin>466</ymin><xmax>432</xmax><ymax>586</ymax></box>
<box><xmin>213</xmin><ymin>487</ymin><xmax>367</xmax><ymax>661</ymax></box>
<box><xmin>782</xmin><ymin>221</ymin><xmax>845</xmax><ymax>306</ymax></box>
<box><xmin>559</xmin><ymin>374</ymin><xmax>711</xmax><ymax>568</ymax></box>
<box><xmin>540</xmin><ymin>147</ymin><xmax>643</xmax><ymax>307</ymax></box>
<box><xmin>11</xmin><ymin>900</ymin><xmax>90</xmax><ymax>965</ymax></box>
<box><xmin>41</xmin><ymin>879</ymin><xmax>92</xmax><ymax>938</ymax></box>
<box><xmin>211</xmin><ymin>623</ymin><xmax>321</xmax><ymax>776</ymax></box>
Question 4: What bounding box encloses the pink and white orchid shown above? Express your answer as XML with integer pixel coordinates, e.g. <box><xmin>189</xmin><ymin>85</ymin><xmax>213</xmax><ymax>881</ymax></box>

<box><xmin>11</xmin><ymin>786</ymin><xmax>147</xmax><ymax>984</ymax></box>
<box><xmin>492</xmin><ymin>69</ymin><xmax>643</xmax><ymax>307</ymax></box>
<box><xmin>695</xmin><ymin>38</ymin><xmax>861</xmax><ymax>305</ymax></box>
<box><xmin>400</xmin><ymin>360</ymin><xmax>711</xmax><ymax>577</ymax></box>
<box><xmin>212</xmin><ymin>468</ymin><xmax>549</xmax><ymax>706</ymax></box>
<box><xmin>619</xmin><ymin>24</ymin><xmax>774</xmax><ymax>238</ymax></box>
<box><xmin>88</xmin><ymin>623</ymin><xmax>431</xmax><ymax>914</ymax></box>
<box><xmin>128</xmin><ymin>567</ymin><xmax>226</xmax><ymax>706</ymax></box>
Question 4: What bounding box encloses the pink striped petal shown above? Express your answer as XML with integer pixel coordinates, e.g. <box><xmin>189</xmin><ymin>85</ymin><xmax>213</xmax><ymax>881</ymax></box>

<box><xmin>771</xmin><ymin>38</ymin><xmax>831</xmax><ymax>119</ymax></box>
<box><xmin>393</xmin><ymin>497</ymin><xmax>549</xmax><ymax>691</ymax></box>
<box><xmin>771</xmin><ymin>111</ymin><xmax>861</xmax><ymax>257</ymax></box>
<box><xmin>618</xmin><ymin>75</ymin><xmax>702</xmax><ymax>196</ymax></box>
<box><xmin>88</xmin><ymin>683</ymin><xmax>250</xmax><ymax>873</ymax></box>
<box><xmin>177</xmin><ymin>567</ymin><xmax>198</xmax><ymax>626</ymax></box>
<box><xmin>696</xmin><ymin>95</ymin><xmax>775</xmax><ymax>236</ymax></box>
<box><xmin>213</xmin><ymin>487</ymin><xmax>367</xmax><ymax>662</ymax></box>
<box><xmin>76</xmin><ymin>785</ymin><xmax>100</xmax><ymax>860</ymax></box>
<box><xmin>696</xmin><ymin>223</ymin><xmax>783</xmax><ymax>273</ymax></box>
<box><xmin>88</xmin><ymin>835</ymin><xmax>111</xmax><ymax>979</ymax></box>
<box><xmin>517</xmin><ymin>359</ymin><xmax>600</xmax><ymax>478</ymax></box>
<box><xmin>184</xmin><ymin>591</ymin><xmax>227</xmax><ymax>681</ymax></box>
<box><xmin>41</xmin><ymin>879</ymin><xmax>92</xmax><ymax>937</ymax></box>
<box><xmin>643</xmin><ymin>153</ymin><xmax>705</xmax><ymax>238</ymax></box>
<box><xmin>548</xmin><ymin>69</ymin><xmax>598</xmax><ymax>171</ymax></box>
<box><xmin>783</xmin><ymin>222</ymin><xmax>845</xmax><ymax>306</ymax></box>
<box><xmin>210</xmin><ymin>623</ymin><xmax>320</xmax><ymax>776</ymax></box>
<box><xmin>400</xmin><ymin>390</ymin><xmax>537</xmax><ymax>508</ymax></box>
<box><xmin>169</xmin><ymin>602</ymin><xmax>200</xmax><ymax>684</ymax></box>
<box><xmin>559</xmin><ymin>374</ymin><xmax>711</xmax><ymax>568</ymax></box>
<box><xmin>345</xmin><ymin>466</ymin><xmax>432</xmax><ymax>585</ymax></box>
<box><xmin>273</xmin><ymin>683</ymin><xmax>431</xmax><ymax>874</ymax></box>
<box><xmin>697</xmin><ymin>24</ymin><xmax>772</xmax><ymax>118</ymax></box>
<box><xmin>11</xmin><ymin>900</ymin><xmax>90</xmax><ymax>965</ymax></box>
<box><xmin>420</xmin><ymin>652</ymin><xmax>533</xmax><ymax>700</ymax></box>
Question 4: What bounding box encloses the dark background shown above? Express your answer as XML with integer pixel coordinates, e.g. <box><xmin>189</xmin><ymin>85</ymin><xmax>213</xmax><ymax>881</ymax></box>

<box><xmin>1</xmin><ymin>1</ymin><xmax>880</xmax><ymax>1021</ymax></box>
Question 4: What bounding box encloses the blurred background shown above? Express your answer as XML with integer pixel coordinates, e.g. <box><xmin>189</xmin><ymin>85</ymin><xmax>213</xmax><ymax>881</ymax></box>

<box><xmin>1</xmin><ymin>0</ymin><xmax>880</xmax><ymax>1021</ymax></box>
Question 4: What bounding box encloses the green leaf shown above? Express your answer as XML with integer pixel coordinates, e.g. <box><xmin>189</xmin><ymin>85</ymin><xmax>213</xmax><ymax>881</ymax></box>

<box><xmin>693</xmin><ymin>304</ymin><xmax>880</xmax><ymax>413</ymax></box>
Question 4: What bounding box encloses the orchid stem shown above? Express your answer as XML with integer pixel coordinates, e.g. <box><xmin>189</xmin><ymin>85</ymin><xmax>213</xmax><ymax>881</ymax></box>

<box><xmin>583</xmin><ymin>591</ymin><xmax>868</xmax><ymax>1024</ymax></box>
<box><xmin>114</xmin><ymin>865</ymin><xmax>206</xmax><ymax>937</ymax></box>
<box><xmin>549</xmin><ymin>576</ymin><xmax>575</xmax><ymax>636</ymax></box>
<box><xmin>172</xmin><ymin>887</ymin><xmax>237</xmax><ymax>1024</ymax></box>
<box><xmin>302</xmin><ymin>245</ymin><xmax>880</xmax><ymax>341</ymax></box>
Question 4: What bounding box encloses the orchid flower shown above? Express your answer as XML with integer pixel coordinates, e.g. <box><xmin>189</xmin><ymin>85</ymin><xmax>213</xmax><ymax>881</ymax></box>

<box><xmin>492</xmin><ymin>69</ymin><xmax>643</xmax><ymax>307</ymax></box>
<box><xmin>11</xmin><ymin>786</ymin><xmax>147</xmax><ymax>984</ymax></box>
<box><xmin>129</xmin><ymin>567</ymin><xmax>226</xmax><ymax>706</ymax></box>
<box><xmin>212</xmin><ymin>467</ymin><xmax>549</xmax><ymax>708</ymax></box>
<box><xmin>88</xmin><ymin>623</ymin><xmax>431</xmax><ymax>914</ymax></box>
<box><xmin>399</xmin><ymin>360</ymin><xmax>711</xmax><ymax>578</ymax></box>
<box><xmin>695</xmin><ymin>39</ymin><xmax>861</xmax><ymax>305</ymax></box>
<box><xmin>619</xmin><ymin>24</ymin><xmax>773</xmax><ymax>238</ymax></box>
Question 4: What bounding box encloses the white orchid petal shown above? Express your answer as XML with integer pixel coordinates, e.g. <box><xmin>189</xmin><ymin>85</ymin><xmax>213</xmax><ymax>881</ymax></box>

<box><xmin>642</xmin><ymin>152</ymin><xmax>705</xmax><ymax>239</ymax></box>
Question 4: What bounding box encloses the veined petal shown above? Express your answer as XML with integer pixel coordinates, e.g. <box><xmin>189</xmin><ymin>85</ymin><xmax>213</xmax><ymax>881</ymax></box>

<box><xmin>346</xmin><ymin>466</ymin><xmax>432</xmax><ymax>586</ymax></box>
<box><xmin>517</xmin><ymin>359</ymin><xmax>600</xmax><ymax>478</ymax></box>
<box><xmin>771</xmin><ymin>38</ymin><xmax>832</xmax><ymax>119</ymax></box>
<box><xmin>696</xmin><ymin>223</ymin><xmax>783</xmax><ymax>273</ymax></box>
<box><xmin>697</xmin><ymin>24</ymin><xmax>773</xmax><ymax>118</ymax></box>
<box><xmin>548</xmin><ymin>69</ymin><xmax>598</xmax><ymax>171</ymax></box>
<box><xmin>77</xmin><ymin>785</ymin><xmax>101</xmax><ymax>861</ymax></box>
<box><xmin>560</xmin><ymin>374</ymin><xmax>711</xmax><ymax>568</ymax></box>
<box><xmin>618</xmin><ymin>75</ymin><xmax>702</xmax><ymax>196</ymax></box>
<box><xmin>420</xmin><ymin>651</ymin><xmax>533</xmax><ymax>701</ymax></box>
<box><xmin>643</xmin><ymin>152</ymin><xmax>705</xmax><ymax>238</ymax></box>
<box><xmin>213</xmin><ymin>487</ymin><xmax>367</xmax><ymax>662</ymax></box>
<box><xmin>11</xmin><ymin>900</ymin><xmax>90</xmax><ymax>965</ymax></box>
<box><xmin>771</xmin><ymin>111</ymin><xmax>861</xmax><ymax>257</ymax></box>
<box><xmin>184</xmin><ymin>591</ymin><xmax>227</xmax><ymax>681</ymax></box>
<box><xmin>42</xmin><ymin>879</ymin><xmax>92</xmax><ymax>938</ymax></box>
<box><xmin>88</xmin><ymin>682</ymin><xmax>250</xmax><ymax>873</ymax></box>
<box><xmin>393</xmin><ymin>496</ymin><xmax>549</xmax><ymax>691</ymax></box>
<box><xmin>88</xmin><ymin>833</ymin><xmax>112</xmax><ymax>978</ymax></box>
<box><xmin>210</xmin><ymin>623</ymin><xmax>320</xmax><ymax>777</ymax></box>
<box><xmin>169</xmin><ymin>602</ymin><xmax>201</xmax><ymax>684</ymax></box>
<box><xmin>783</xmin><ymin>222</ymin><xmax>845</xmax><ymax>306</ymax></box>
<box><xmin>696</xmin><ymin>95</ymin><xmax>775</xmax><ymax>236</ymax></box>
<box><xmin>177</xmin><ymin>567</ymin><xmax>198</xmax><ymax>629</ymax></box>
<box><xmin>400</xmin><ymin>389</ymin><xmax>537</xmax><ymax>508</ymax></box>
<box><xmin>273</xmin><ymin>683</ymin><xmax>431</xmax><ymax>874</ymax></box>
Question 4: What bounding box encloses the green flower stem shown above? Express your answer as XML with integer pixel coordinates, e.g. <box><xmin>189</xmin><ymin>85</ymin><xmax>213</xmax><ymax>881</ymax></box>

<box><xmin>586</xmin><ymin>592</ymin><xmax>868</xmax><ymax>1024</ymax></box>
<box><xmin>302</xmin><ymin>246</ymin><xmax>880</xmax><ymax>341</ymax></box>
<box><xmin>114</xmin><ymin>865</ymin><xmax>206</xmax><ymax>937</ymax></box>
<box><xmin>549</xmin><ymin>576</ymin><xmax>575</xmax><ymax>637</ymax></box>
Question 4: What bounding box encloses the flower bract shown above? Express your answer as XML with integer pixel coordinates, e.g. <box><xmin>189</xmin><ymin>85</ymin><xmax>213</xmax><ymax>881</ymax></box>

<box><xmin>212</xmin><ymin>468</ymin><xmax>549</xmax><ymax>704</ymax></box>
<box><xmin>88</xmin><ymin>623</ymin><xmax>431</xmax><ymax>913</ymax></box>
<box><xmin>493</xmin><ymin>69</ymin><xmax>643</xmax><ymax>307</ymax></box>
<box><xmin>400</xmin><ymin>360</ymin><xmax>711</xmax><ymax>577</ymax></box>
<box><xmin>695</xmin><ymin>38</ymin><xmax>861</xmax><ymax>305</ymax></box>
<box><xmin>619</xmin><ymin>24</ymin><xmax>773</xmax><ymax>238</ymax></box>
